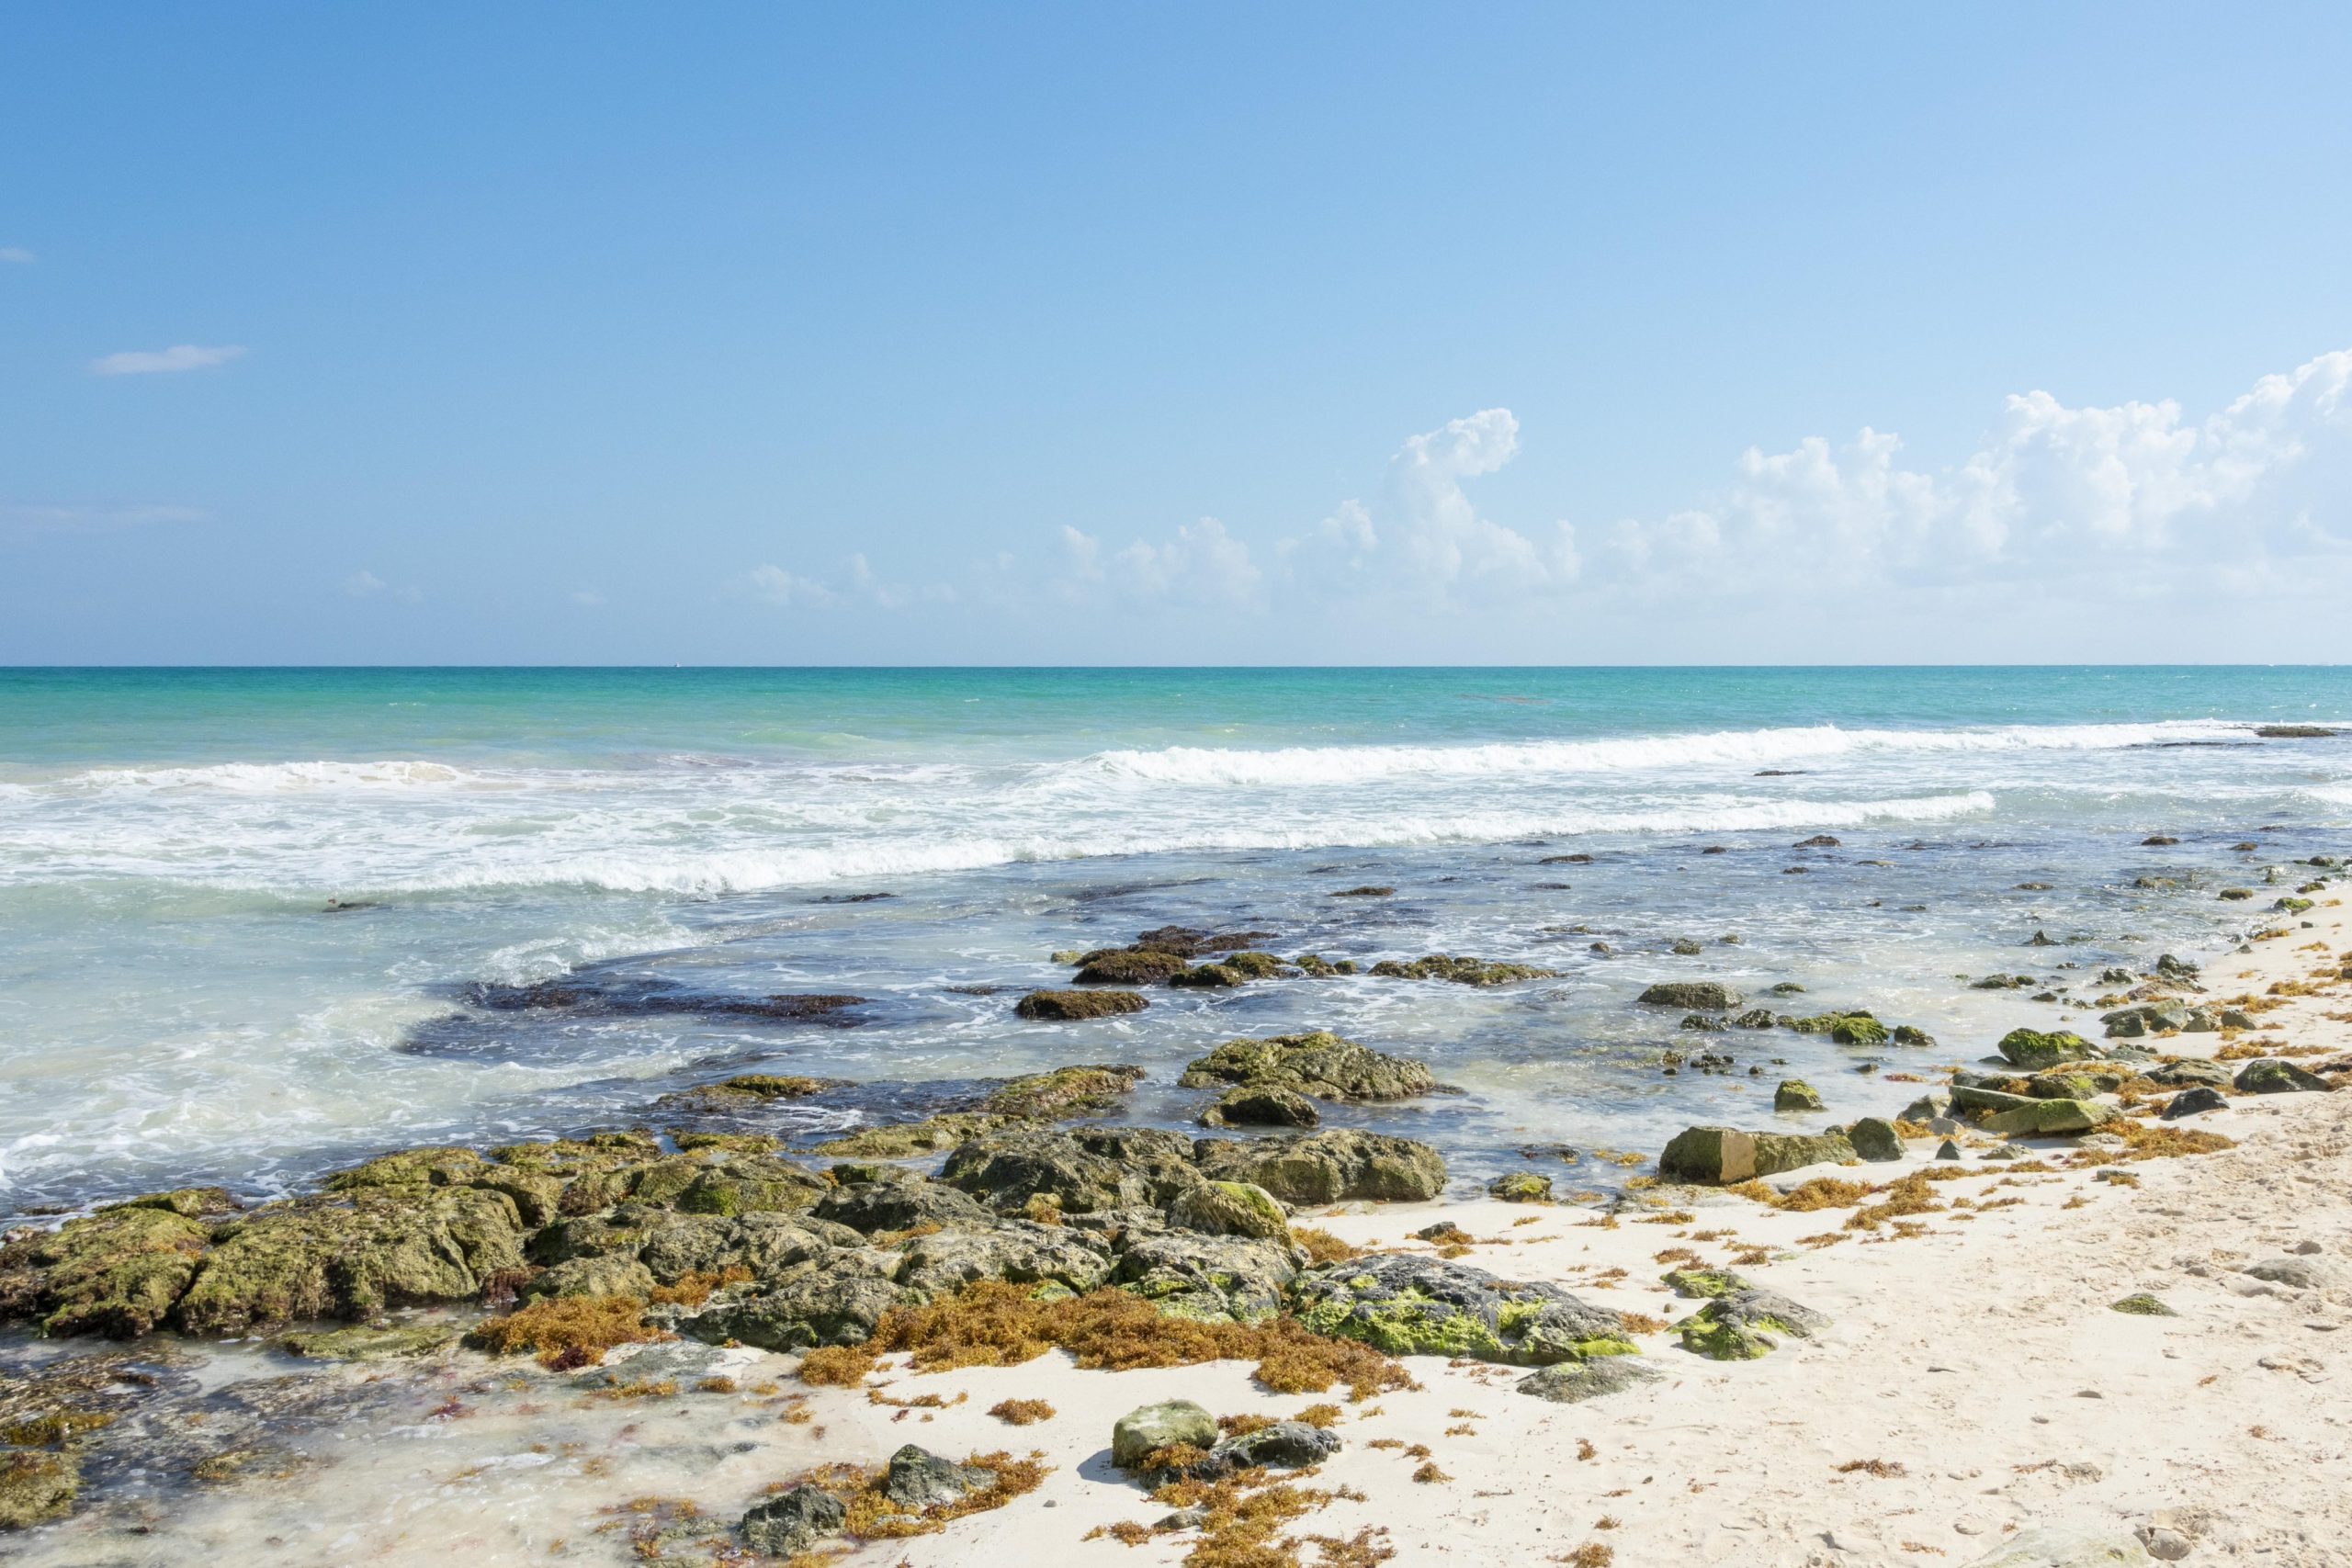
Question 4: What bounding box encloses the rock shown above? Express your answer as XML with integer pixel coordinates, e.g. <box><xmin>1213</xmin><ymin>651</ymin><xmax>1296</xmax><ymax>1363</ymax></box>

<box><xmin>2147</xmin><ymin>1058</ymin><xmax>2230</xmax><ymax>1089</ymax></box>
<box><xmin>2233</xmin><ymin>1059</ymin><xmax>2332</xmax><ymax>1094</ymax></box>
<box><xmin>740</xmin><ymin>1483</ymin><xmax>848</xmax><ymax>1556</ymax></box>
<box><xmin>521</xmin><ymin>1254</ymin><xmax>659</xmax><ymax>1302</ymax></box>
<box><xmin>0</xmin><ymin>1450</ymin><xmax>79</xmax><ymax>1529</ymax></box>
<box><xmin>1959</xmin><ymin>1527</ymin><xmax>2152</xmax><ymax>1566</ymax></box>
<box><xmin>1936</xmin><ymin>1139</ymin><xmax>1963</xmax><ymax>1159</ymax></box>
<box><xmin>1773</xmin><ymin>1079</ymin><xmax>1825</xmax><ymax>1112</ymax></box>
<box><xmin>1177</xmin><ymin>1032</ymin><xmax>1437</xmax><ymax>1101</ymax></box>
<box><xmin>1680</xmin><ymin>1012</ymin><xmax>1726</xmax><ymax>1032</ymax></box>
<box><xmin>2138</xmin><ymin>1528</ymin><xmax>2192</xmax><ymax>1562</ymax></box>
<box><xmin>1657</xmin><ymin>1125</ymin><xmax>1857</xmax><ymax>1184</ymax></box>
<box><xmin>943</xmin><ymin>1127</ymin><xmax>1200</xmax><ymax>1214</ymax></box>
<box><xmin>1291</xmin><ymin>1253</ymin><xmax>1634</xmax><ymax>1365</ymax></box>
<box><xmin>1366</xmin><ymin>954</ymin><xmax>1556</xmax><ymax>986</ymax></box>
<box><xmin>1675</xmin><ymin>1287</ymin><xmax>1830</xmax><ymax>1360</ymax></box>
<box><xmin>1899</xmin><ymin>1092</ymin><xmax>1954</xmax><ymax>1121</ymax></box>
<box><xmin>2160</xmin><ymin>1087</ymin><xmax>2227</xmax><ymax>1120</ymax></box>
<box><xmin>1487</xmin><ymin>1172</ymin><xmax>1554</xmax><ymax>1202</ymax></box>
<box><xmin>881</xmin><ymin>1444</ymin><xmax>992</xmax><ymax>1509</ymax></box>
<box><xmin>1113</xmin><ymin>1399</ymin><xmax>1216</xmax><ymax>1469</ymax></box>
<box><xmin>684</xmin><ymin>1266</ymin><xmax>912</xmax><ymax>1350</ymax></box>
<box><xmin>1794</xmin><ymin>834</ymin><xmax>1841</xmax><ymax>847</ymax></box>
<box><xmin>1732</xmin><ymin>1008</ymin><xmax>1778</xmax><ymax>1029</ymax></box>
<box><xmin>814</xmin><ymin>1174</ymin><xmax>998</xmax><ymax>1235</ymax></box>
<box><xmin>1211</xmin><ymin>1421</ymin><xmax>1341</xmax><ymax>1470</ymax></box>
<box><xmin>1198</xmin><ymin>1085</ymin><xmax>1320</xmax><ymax>1128</ymax></box>
<box><xmin>1114</xmin><ymin>1230</ymin><xmax>1299</xmax><ymax>1324</ymax></box>
<box><xmin>1193</xmin><ymin>1130</ymin><xmax>1447</xmax><ymax>1205</ymax></box>
<box><xmin>1998</xmin><ymin>1029</ymin><xmax>2099</xmax><ymax>1069</ymax></box>
<box><xmin>1015</xmin><ymin>988</ymin><xmax>1147</xmax><ymax>1021</ymax></box>
<box><xmin>0</xmin><ymin>1202</ymin><xmax>212</xmax><ymax>1338</ymax></box>
<box><xmin>2255</xmin><ymin>725</ymin><xmax>2337</xmax><ymax>738</ymax></box>
<box><xmin>276</xmin><ymin>1322</ymin><xmax>461</xmax><ymax>1360</ymax></box>
<box><xmin>2109</xmin><ymin>1292</ymin><xmax>2177</xmax><ymax>1316</ymax></box>
<box><xmin>1948</xmin><ymin>1083</ymin><xmax>2037</xmax><ymax>1114</ymax></box>
<box><xmin>1074</xmin><ymin>950</ymin><xmax>1189</xmax><ymax>985</ymax></box>
<box><xmin>2028</xmin><ymin>1066</ymin><xmax>2133</xmax><ymax>1100</ymax></box>
<box><xmin>1661</xmin><ymin>1267</ymin><xmax>1748</xmax><ymax>1298</ymax></box>
<box><xmin>1670</xmin><ymin>938</ymin><xmax>1703</xmax><ymax>956</ymax></box>
<box><xmin>891</xmin><ymin>1222</ymin><xmax>1115</xmax><ymax>1299</ymax></box>
<box><xmin>1639</xmin><ymin>981</ymin><xmax>1743</xmax><ymax>1010</ymax></box>
<box><xmin>2243</xmin><ymin>1256</ymin><xmax>2330</xmax><ymax>1290</ymax></box>
<box><xmin>1516</xmin><ymin>1356</ymin><xmax>1664</xmax><ymax>1404</ymax></box>
<box><xmin>1847</xmin><ymin>1118</ymin><xmax>1903</xmax><ymax>1162</ymax></box>
<box><xmin>1165</xmin><ymin>1180</ymin><xmax>1290</xmax><ymax>1242</ymax></box>
<box><xmin>1984</xmin><ymin>1099</ymin><xmax>2117</xmax><ymax>1136</ymax></box>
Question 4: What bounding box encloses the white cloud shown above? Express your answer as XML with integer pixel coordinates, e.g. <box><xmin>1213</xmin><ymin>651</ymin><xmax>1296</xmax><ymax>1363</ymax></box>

<box><xmin>1</xmin><ymin>502</ymin><xmax>205</xmax><ymax>534</ymax></box>
<box><xmin>0</xmin><ymin>247</ymin><xmax>33</xmax><ymax>265</ymax></box>
<box><xmin>1057</xmin><ymin>517</ymin><xmax>1262</xmax><ymax>607</ymax></box>
<box><xmin>745</xmin><ymin>563</ymin><xmax>835</xmax><ymax>607</ymax></box>
<box><xmin>91</xmin><ymin>344</ymin><xmax>246</xmax><ymax>377</ymax></box>
<box><xmin>571</xmin><ymin>587</ymin><xmax>607</xmax><ymax>607</ymax></box>
<box><xmin>342</xmin><ymin>570</ymin><xmax>389</xmax><ymax>598</ymax></box>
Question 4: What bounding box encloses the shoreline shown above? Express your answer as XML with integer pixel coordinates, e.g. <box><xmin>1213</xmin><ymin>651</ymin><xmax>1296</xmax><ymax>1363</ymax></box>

<box><xmin>3</xmin><ymin>900</ymin><xmax>2348</xmax><ymax>1564</ymax></box>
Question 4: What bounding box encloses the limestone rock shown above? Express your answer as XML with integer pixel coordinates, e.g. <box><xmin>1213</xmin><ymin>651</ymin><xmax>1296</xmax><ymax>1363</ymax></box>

<box><xmin>1178</xmin><ymin>1031</ymin><xmax>1436</xmax><ymax>1101</ymax></box>
<box><xmin>1113</xmin><ymin>1399</ymin><xmax>1216</xmax><ymax>1468</ymax></box>
<box><xmin>1291</xmin><ymin>1253</ymin><xmax>1634</xmax><ymax>1365</ymax></box>
<box><xmin>1638</xmin><ymin>980</ymin><xmax>1743</xmax><ymax>1010</ymax></box>
<box><xmin>740</xmin><ymin>1483</ymin><xmax>847</xmax><ymax>1557</ymax></box>
<box><xmin>1515</xmin><ymin>1356</ymin><xmax>1663</xmax><ymax>1404</ymax></box>
<box><xmin>1193</xmin><ymin>1130</ymin><xmax>1447</xmax><ymax>1205</ymax></box>
<box><xmin>1198</xmin><ymin>1085</ymin><xmax>1320</xmax><ymax>1128</ymax></box>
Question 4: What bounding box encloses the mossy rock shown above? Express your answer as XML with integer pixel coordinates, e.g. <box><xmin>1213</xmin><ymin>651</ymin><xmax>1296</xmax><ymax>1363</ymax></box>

<box><xmin>1982</xmin><ymin>1099</ymin><xmax>2115</xmax><ymax>1136</ymax></box>
<box><xmin>1846</xmin><ymin>1117</ymin><xmax>1904</xmax><ymax>1162</ymax></box>
<box><xmin>1073</xmin><ymin>950</ymin><xmax>1188</xmax><ymax>985</ymax></box>
<box><xmin>1165</xmin><ymin>1180</ymin><xmax>1290</xmax><ymax>1242</ymax></box>
<box><xmin>1369</xmin><ymin>954</ymin><xmax>1557</xmax><ymax>987</ymax></box>
<box><xmin>2109</xmin><ymin>1292</ymin><xmax>2177</xmax><ymax>1317</ymax></box>
<box><xmin>1638</xmin><ymin>980</ymin><xmax>1743</xmax><ymax>1010</ymax></box>
<box><xmin>1674</xmin><ymin>1286</ymin><xmax>1828</xmax><ymax>1360</ymax></box>
<box><xmin>1661</xmin><ymin>1267</ymin><xmax>1749</xmax><ymax>1298</ymax></box>
<box><xmin>808</xmin><ymin>1112</ymin><xmax>1007</xmax><ymax>1158</ymax></box>
<box><xmin>1292</xmin><ymin>1255</ymin><xmax>1636</xmax><ymax>1366</ymax></box>
<box><xmin>1112</xmin><ymin>1399</ymin><xmax>1216</xmax><ymax>1469</ymax></box>
<box><xmin>1197</xmin><ymin>1085</ymin><xmax>1319</xmax><ymax>1129</ymax></box>
<box><xmin>0</xmin><ymin>1204</ymin><xmax>212</xmax><ymax>1338</ymax></box>
<box><xmin>1177</xmin><ymin>1031</ymin><xmax>1436</xmax><ymax>1101</ymax></box>
<box><xmin>1515</xmin><ymin>1355</ymin><xmax>1662</xmax><ymax>1404</ymax></box>
<box><xmin>276</xmin><ymin>1322</ymin><xmax>462</xmax><ymax>1360</ymax></box>
<box><xmin>1291</xmin><ymin>953</ymin><xmax>1359</xmax><ymax>977</ymax></box>
<box><xmin>1487</xmin><ymin>1171</ymin><xmax>1554</xmax><ymax>1202</ymax></box>
<box><xmin>1193</xmin><ymin>1130</ymin><xmax>1447</xmax><ymax>1205</ymax></box>
<box><xmin>1996</xmin><ymin>1029</ymin><xmax>2099</xmax><ymax>1070</ymax></box>
<box><xmin>2233</xmin><ymin>1058</ymin><xmax>2331</xmax><ymax>1094</ymax></box>
<box><xmin>980</xmin><ymin>1065</ymin><xmax>1145</xmax><ymax>1119</ymax></box>
<box><xmin>0</xmin><ymin>1450</ymin><xmax>79</xmax><ymax>1529</ymax></box>
<box><xmin>1014</xmin><ymin>989</ymin><xmax>1148</xmax><ymax>1021</ymax></box>
<box><xmin>1773</xmin><ymin>1078</ymin><xmax>1825</xmax><ymax>1112</ymax></box>
<box><xmin>173</xmin><ymin>1185</ymin><xmax>527</xmax><ymax>1336</ymax></box>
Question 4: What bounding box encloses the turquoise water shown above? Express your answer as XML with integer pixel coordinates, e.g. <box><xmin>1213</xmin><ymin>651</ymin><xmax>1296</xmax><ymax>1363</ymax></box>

<box><xmin>2</xmin><ymin>666</ymin><xmax>2347</xmax><ymax>1213</ymax></box>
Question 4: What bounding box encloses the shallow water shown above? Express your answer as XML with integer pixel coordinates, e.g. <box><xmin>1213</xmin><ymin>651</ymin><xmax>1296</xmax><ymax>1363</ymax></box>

<box><xmin>2</xmin><ymin>666</ymin><xmax>2348</xmax><ymax>1212</ymax></box>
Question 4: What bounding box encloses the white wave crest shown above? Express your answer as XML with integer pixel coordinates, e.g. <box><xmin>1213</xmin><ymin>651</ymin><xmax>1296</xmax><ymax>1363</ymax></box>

<box><xmin>1082</xmin><ymin>720</ymin><xmax>2264</xmax><ymax>787</ymax></box>
<box><xmin>363</xmin><ymin>789</ymin><xmax>1996</xmax><ymax>897</ymax></box>
<box><xmin>57</xmin><ymin>759</ymin><xmax>490</xmax><ymax>793</ymax></box>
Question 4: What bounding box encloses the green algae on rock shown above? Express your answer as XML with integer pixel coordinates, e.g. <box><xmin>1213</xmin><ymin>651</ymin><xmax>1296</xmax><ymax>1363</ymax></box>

<box><xmin>1368</xmin><ymin>954</ymin><xmax>1558</xmax><ymax>986</ymax></box>
<box><xmin>1997</xmin><ymin>1028</ymin><xmax>2101</xmax><ymax>1070</ymax></box>
<box><xmin>0</xmin><ymin>1450</ymin><xmax>79</xmax><ymax>1529</ymax></box>
<box><xmin>1675</xmin><ymin>1286</ymin><xmax>1829</xmax><ymax>1360</ymax></box>
<box><xmin>276</xmin><ymin>1322</ymin><xmax>462</xmax><ymax>1360</ymax></box>
<box><xmin>1657</xmin><ymin>1125</ymin><xmax>1856</xmax><ymax>1184</ymax></box>
<box><xmin>1197</xmin><ymin>1084</ymin><xmax>1320</xmax><ymax>1128</ymax></box>
<box><xmin>1164</xmin><ymin>1180</ymin><xmax>1291</xmax><ymax>1242</ymax></box>
<box><xmin>1193</xmin><ymin>1129</ymin><xmax>1448</xmax><ymax>1205</ymax></box>
<box><xmin>1177</xmin><ymin>1031</ymin><xmax>1437</xmax><ymax>1101</ymax></box>
<box><xmin>1291</xmin><ymin>1254</ymin><xmax>1635</xmax><ymax>1365</ymax></box>
<box><xmin>1515</xmin><ymin>1355</ymin><xmax>1663</xmax><ymax>1404</ymax></box>
<box><xmin>1638</xmin><ymin>980</ymin><xmax>1743</xmax><ymax>1010</ymax></box>
<box><xmin>2109</xmin><ymin>1292</ymin><xmax>2177</xmax><ymax>1316</ymax></box>
<box><xmin>1013</xmin><ymin>988</ymin><xmax>1148</xmax><ymax>1020</ymax></box>
<box><xmin>1773</xmin><ymin>1078</ymin><xmax>1826</xmax><ymax>1112</ymax></box>
<box><xmin>1487</xmin><ymin>1171</ymin><xmax>1554</xmax><ymax>1202</ymax></box>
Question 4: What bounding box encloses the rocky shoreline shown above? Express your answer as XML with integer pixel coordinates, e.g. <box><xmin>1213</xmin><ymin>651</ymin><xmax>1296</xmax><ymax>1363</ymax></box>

<box><xmin>6</xmin><ymin>894</ymin><xmax>2352</xmax><ymax>1564</ymax></box>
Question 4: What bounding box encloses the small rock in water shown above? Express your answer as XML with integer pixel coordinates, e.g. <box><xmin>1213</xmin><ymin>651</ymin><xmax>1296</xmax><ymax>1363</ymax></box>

<box><xmin>1772</xmin><ymin>1078</ymin><xmax>1825</xmax><ymax>1112</ymax></box>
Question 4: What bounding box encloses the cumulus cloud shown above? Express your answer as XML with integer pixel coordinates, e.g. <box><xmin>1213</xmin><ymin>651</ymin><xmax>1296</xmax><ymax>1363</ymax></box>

<box><xmin>0</xmin><ymin>247</ymin><xmax>33</xmax><ymax>265</ymax></box>
<box><xmin>1058</xmin><ymin>516</ymin><xmax>1262</xmax><ymax>606</ymax></box>
<box><xmin>91</xmin><ymin>344</ymin><xmax>246</xmax><ymax>376</ymax></box>
<box><xmin>745</xmin><ymin>563</ymin><xmax>835</xmax><ymax>607</ymax></box>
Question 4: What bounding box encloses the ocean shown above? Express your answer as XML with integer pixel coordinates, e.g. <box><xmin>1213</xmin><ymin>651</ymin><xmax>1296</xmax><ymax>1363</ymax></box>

<box><xmin>2</xmin><ymin>665</ymin><xmax>2346</xmax><ymax>1215</ymax></box>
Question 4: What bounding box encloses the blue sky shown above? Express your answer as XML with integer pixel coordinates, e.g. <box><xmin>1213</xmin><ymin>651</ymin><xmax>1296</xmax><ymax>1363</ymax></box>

<box><xmin>6</xmin><ymin>3</ymin><xmax>2352</xmax><ymax>664</ymax></box>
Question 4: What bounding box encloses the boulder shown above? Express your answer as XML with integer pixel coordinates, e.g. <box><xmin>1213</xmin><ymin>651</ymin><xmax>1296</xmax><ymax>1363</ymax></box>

<box><xmin>891</xmin><ymin>1222</ymin><xmax>1115</xmax><ymax>1299</ymax></box>
<box><xmin>813</xmin><ymin>1176</ymin><xmax>996</xmax><ymax>1235</ymax></box>
<box><xmin>1847</xmin><ymin>1117</ymin><xmax>1903</xmax><ymax>1162</ymax></box>
<box><xmin>1676</xmin><ymin>1286</ymin><xmax>1829</xmax><ymax>1360</ymax></box>
<box><xmin>740</xmin><ymin>1484</ymin><xmax>848</xmax><ymax>1557</ymax></box>
<box><xmin>1983</xmin><ymin>1099</ymin><xmax>2116</xmax><ymax>1136</ymax></box>
<box><xmin>1773</xmin><ymin>1079</ymin><xmax>1825</xmax><ymax>1112</ymax></box>
<box><xmin>2160</xmin><ymin>1087</ymin><xmax>2227</xmax><ymax>1120</ymax></box>
<box><xmin>1015</xmin><ymin>988</ymin><xmax>1147</xmax><ymax>1021</ymax></box>
<box><xmin>1656</xmin><ymin>1124</ymin><xmax>1861</xmax><ymax>1181</ymax></box>
<box><xmin>943</xmin><ymin>1127</ymin><xmax>1199</xmax><ymax>1214</ymax></box>
<box><xmin>881</xmin><ymin>1444</ymin><xmax>992</xmax><ymax>1509</ymax></box>
<box><xmin>1291</xmin><ymin>1253</ymin><xmax>1634</xmax><ymax>1365</ymax></box>
<box><xmin>1949</xmin><ymin>1083</ymin><xmax>2037</xmax><ymax>1114</ymax></box>
<box><xmin>1211</xmin><ymin>1421</ymin><xmax>1341</xmax><ymax>1470</ymax></box>
<box><xmin>1177</xmin><ymin>1031</ymin><xmax>1436</xmax><ymax>1101</ymax></box>
<box><xmin>1165</xmin><ymin>1181</ymin><xmax>1290</xmax><ymax>1242</ymax></box>
<box><xmin>683</xmin><ymin>1264</ymin><xmax>912</xmax><ymax>1350</ymax></box>
<box><xmin>1487</xmin><ymin>1172</ymin><xmax>1554</xmax><ymax>1202</ymax></box>
<box><xmin>1114</xmin><ymin>1231</ymin><xmax>1299</xmax><ymax>1324</ymax></box>
<box><xmin>1113</xmin><ymin>1399</ymin><xmax>1216</xmax><ymax>1469</ymax></box>
<box><xmin>1074</xmin><ymin>950</ymin><xmax>1188</xmax><ymax>986</ymax></box>
<box><xmin>520</xmin><ymin>1254</ymin><xmax>657</xmax><ymax>1302</ymax></box>
<box><xmin>1997</xmin><ymin>1029</ymin><xmax>2099</xmax><ymax>1070</ymax></box>
<box><xmin>1639</xmin><ymin>981</ymin><xmax>1743</xmax><ymax>1010</ymax></box>
<box><xmin>0</xmin><ymin>1203</ymin><xmax>213</xmax><ymax>1339</ymax></box>
<box><xmin>1516</xmin><ymin>1356</ymin><xmax>1664</xmax><ymax>1404</ymax></box>
<box><xmin>1193</xmin><ymin>1130</ymin><xmax>1447</xmax><ymax>1205</ymax></box>
<box><xmin>1198</xmin><ymin>1086</ymin><xmax>1320</xmax><ymax>1128</ymax></box>
<box><xmin>2233</xmin><ymin>1059</ymin><xmax>2332</xmax><ymax>1094</ymax></box>
<box><xmin>1366</xmin><ymin>954</ymin><xmax>1556</xmax><ymax>986</ymax></box>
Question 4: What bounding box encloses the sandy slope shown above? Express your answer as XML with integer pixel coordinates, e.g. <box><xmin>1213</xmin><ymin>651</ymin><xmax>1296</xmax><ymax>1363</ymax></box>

<box><xmin>816</xmin><ymin>903</ymin><xmax>2352</xmax><ymax>1568</ymax></box>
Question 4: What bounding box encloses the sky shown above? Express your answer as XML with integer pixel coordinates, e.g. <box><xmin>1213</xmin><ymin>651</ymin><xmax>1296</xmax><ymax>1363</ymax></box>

<box><xmin>6</xmin><ymin>3</ymin><xmax>2352</xmax><ymax>666</ymax></box>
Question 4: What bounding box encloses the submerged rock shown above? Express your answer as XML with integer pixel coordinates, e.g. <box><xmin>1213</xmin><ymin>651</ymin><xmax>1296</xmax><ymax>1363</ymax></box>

<box><xmin>274</xmin><ymin>1322</ymin><xmax>462</xmax><ymax>1360</ymax></box>
<box><xmin>1639</xmin><ymin>980</ymin><xmax>1743</xmax><ymax>1010</ymax></box>
<box><xmin>0</xmin><ymin>1450</ymin><xmax>79</xmax><ymax>1529</ymax></box>
<box><xmin>1198</xmin><ymin>1085</ymin><xmax>1320</xmax><ymax>1129</ymax></box>
<box><xmin>1177</xmin><ymin>1031</ymin><xmax>1436</xmax><ymax>1101</ymax></box>
<box><xmin>1366</xmin><ymin>954</ymin><xmax>1557</xmax><ymax>986</ymax></box>
<box><xmin>1073</xmin><ymin>949</ymin><xmax>1190</xmax><ymax>985</ymax></box>
<box><xmin>1291</xmin><ymin>1253</ymin><xmax>1634</xmax><ymax>1365</ymax></box>
<box><xmin>1014</xmin><ymin>988</ymin><xmax>1148</xmax><ymax>1021</ymax></box>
